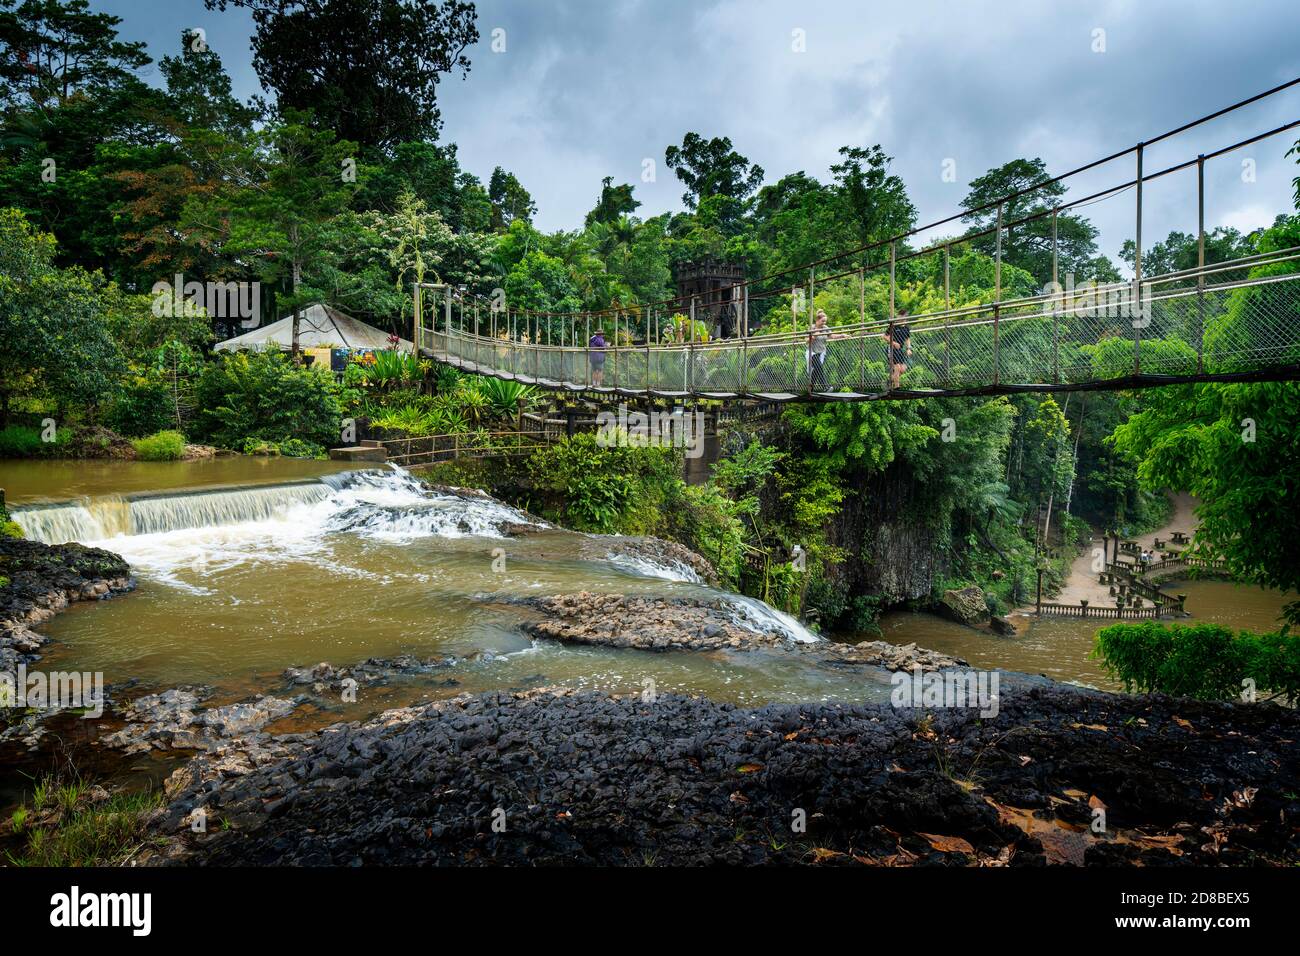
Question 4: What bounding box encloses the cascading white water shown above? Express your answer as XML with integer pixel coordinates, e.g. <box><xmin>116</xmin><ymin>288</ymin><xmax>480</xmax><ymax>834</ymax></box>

<box><xmin>15</xmin><ymin>464</ymin><xmax>820</xmax><ymax>650</ymax></box>
<box><xmin>605</xmin><ymin>551</ymin><xmax>705</xmax><ymax>584</ymax></box>
<box><xmin>10</xmin><ymin>469</ymin><xmax>540</xmax><ymax>547</ymax></box>
<box><xmin>12</xmin><ymin>481</ymin><xmax>331</xmax><ymax>544</ymax></box>
<box><xmin>602</xmin><ymin>549</ymin><xmax>820</xmax><ymax>643</ymax></box>
<box><xmin>725</xmin><ymin>594</ymin><xmax>821</xmax><ymax>643</ymax></box>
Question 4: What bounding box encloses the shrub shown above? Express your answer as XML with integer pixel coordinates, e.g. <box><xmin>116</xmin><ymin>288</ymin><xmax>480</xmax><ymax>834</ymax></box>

<box><xmin>477</xmin><ymin>377</ymin><xmax>536</xmax><ymax>421</ymax></box>
<box><xmin>0</xmin><ymin>424</ymin><xmax>43</xmax><ymax>458</ymax></box>
<box><xmin>277</xmin><ymin>438</ymin><xmax>325</xmax><ymax>459</ymax></box>
<box><xmin>1092</xmin><ymin>621</ymin><xmax>1300</xmax><ymax>702</ymax></box>
<box><xmin>105</xmin><ymin>379</ymin><xmax>173</xmax><ymax>438</ymax></box>
<box><xmin>2</xmin><ymin>521</ymin><xmax>22</xmax><ymax>539</ymax></box>
<box><xmin>194</xmin><ymin>350</ymin><xmax>342</xmax><ymax>450</ymax></box>
<box><xmin>242</xmin><ymin>437</ymin><xmax>280</xmax><ymax>456</ymax></box>
<box><xmin>661</xmin><ymin>482</ymin><xmax>745</xmax><ymax>589</ymax></box>
<box><xmin>527</xmin><ymin>433</ymin><xmax>681</xmax><ymax>534</ymax></box>
<box><xmin>131</xmin><ymin>430</ymin><xmax>185</xmax><ymax>461</ymax></box>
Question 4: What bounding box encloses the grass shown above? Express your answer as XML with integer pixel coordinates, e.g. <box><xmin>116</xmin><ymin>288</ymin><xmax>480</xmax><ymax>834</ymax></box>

<box><xmin>131</xmin><ymin>429</ymin><xmax>186</xmax><ymax>461</ymax></box>
<box><xmin>3</xmin><ymin>774</ymin><xmax>166</xmax><ymax>866</ymax></box>
<box><xmin>0</xmin><ymin>423</ymin><xmax>44</xmax><ymax>457</ymax></box>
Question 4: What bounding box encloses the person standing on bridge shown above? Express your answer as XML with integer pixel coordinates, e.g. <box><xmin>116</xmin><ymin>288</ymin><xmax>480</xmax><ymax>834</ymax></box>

<box><xmin>588</xmin><ymin>327</ymin><xmax>607</xmax><ymax>386</ymax></box>
<box><xmin>807</xmin><ymin>310</ymin><xmax>845</xmax><ymax>391</ymax></box>
<box><xmin>878</xmin><ymin>309</ymin><xmax>911</xmax><ymax>390</ymax></box>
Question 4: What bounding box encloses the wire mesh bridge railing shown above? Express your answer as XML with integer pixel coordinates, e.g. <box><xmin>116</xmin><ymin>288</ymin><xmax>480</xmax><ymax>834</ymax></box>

<box><xmin>418</xmin><ymin>250</ymin><xmax>1300</xmax><ymax>401</ymax></box>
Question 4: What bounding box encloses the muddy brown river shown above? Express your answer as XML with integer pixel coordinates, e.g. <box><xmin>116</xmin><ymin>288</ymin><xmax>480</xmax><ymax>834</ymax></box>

<box><xmin>3</xmin><ymin>459</ymin><xmax>1290</xmax><ymax>709</ymax></box>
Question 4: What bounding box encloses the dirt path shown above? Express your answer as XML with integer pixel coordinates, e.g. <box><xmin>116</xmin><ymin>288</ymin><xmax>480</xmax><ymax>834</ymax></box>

<box><xmin>1042</xmin><ymin>492</ymin><xmax>1199</xmax><ymax>608</ymax></box>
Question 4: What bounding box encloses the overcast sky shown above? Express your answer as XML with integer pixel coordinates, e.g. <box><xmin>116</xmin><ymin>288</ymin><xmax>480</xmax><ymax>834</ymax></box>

<box><xmin>94</xmin><ymin>0</ymin><xmax>1300</xmax><ymax>267</ymax></box>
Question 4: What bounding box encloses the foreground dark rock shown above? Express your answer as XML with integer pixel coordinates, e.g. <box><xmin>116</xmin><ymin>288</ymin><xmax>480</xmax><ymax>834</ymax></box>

<box><xmin>143</xmin><ymin>683</ymin><xmax>1300</xmax><ymax>866</ymax></box>
<box><xmin>0</xmin><ymin>538</ymin><xmax>133</xmax><ymax>676</ymax></box>
<box><xmin>510</xmin><ymin>592</ymin><xmax>964</xmax><ymax>670</ymax></box>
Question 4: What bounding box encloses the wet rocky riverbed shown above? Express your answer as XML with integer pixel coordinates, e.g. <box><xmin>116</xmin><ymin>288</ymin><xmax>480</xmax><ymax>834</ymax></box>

<box><xmin>141</xmin><ymin>680</ymin><xmax>1300</xmax><ymax>867</ymax></box>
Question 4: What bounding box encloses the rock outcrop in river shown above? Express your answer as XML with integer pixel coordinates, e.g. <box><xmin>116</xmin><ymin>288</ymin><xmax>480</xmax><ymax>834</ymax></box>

<box><xmin>509</xmin><ymin>592</ymin><xmax>964</xmax><ymax>670</ymax></box>
<box><xmin>142</xmin><ymin>682</ymin><xmax>1300</xmax><ymax>866</ymax></box>
<box><xmin>0</xmin><ymin>538</ymin><xmax>133</xmax><ymax>677</ymax></box>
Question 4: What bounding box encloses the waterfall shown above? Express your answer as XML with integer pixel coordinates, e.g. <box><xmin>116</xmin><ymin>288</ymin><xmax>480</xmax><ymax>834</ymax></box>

<box><xmin>9</xmin><ymin>470</ymin><xmax>541</xmax><ymax>547</ymax></box>
<box><xmin>725</xmin><ymin>594</ymin><xmax>821</xmax><ymax>643</ymax></box>
<box><xmin>11</xmin><ymin>480</ymin><xmax>332</xmax><ymax>544</ymax></box>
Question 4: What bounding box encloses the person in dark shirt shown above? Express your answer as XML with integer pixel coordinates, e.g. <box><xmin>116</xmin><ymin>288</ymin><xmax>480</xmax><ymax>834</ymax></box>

<box><xmin>718</xmin><ymin>296</ymin><xmax>737</xmax><ymax>339</ymax></box>
<box><xmin>878</xmin><ymin>309</ymin><xmax>911</xmax><ymax>389</ymax></box>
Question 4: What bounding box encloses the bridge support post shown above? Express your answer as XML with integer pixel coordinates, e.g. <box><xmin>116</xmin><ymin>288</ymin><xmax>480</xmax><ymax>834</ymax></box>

<box><xmin>808</xmin><ymin>269</ymin><xmax>816</xmax><ymax>395</ymax></box>
<box><xmin>942</xmin><ymin>245</ymin><xmax>952</xmax><ymax>386</ymax></box>
<box><xmin>1134</xmin><ymin>142</ymin><xmax>1144</xmax><ymax>377</ymax></box>
<box><xmin>1196</xmin><ymin>153</ymin><xmax>1206</xmax><ymax>374</ymax></box>
<box><xmin>1051</xmin><ymin>210</ymin><xmax>1060</xmax><ymax>384</ymax></box>
<box><xmin>741</xmin><ymin>334</ymin><xmax>748</xmax><ymax>394</ymax></box>
<box><xmin>888</xmin><ymin>243</ymin><xmax>896</xmax><ymax>320</ymax></box>
<box><xmin>689</xmin><ymin>297</ymin><xmax>697</xmax><ymax>393</ymax></box>
<box><xmin>993</xmin><ymin>204</ymin><xmax>1003</xmax><ymax>385</ymax></box>
<box><xmin>646</xmin><ymin>324</ymin><xmax>653</xmax><ymax>399</ymax></box>
<box><xmin>412</xmin><ymin>281</ymin><xmax>422</xmax><ymax>355</ymax></box>
<box><xmin>859</xmin><ymin>267</ymin><xmax>866</xmax><ymax>392</ymax></box>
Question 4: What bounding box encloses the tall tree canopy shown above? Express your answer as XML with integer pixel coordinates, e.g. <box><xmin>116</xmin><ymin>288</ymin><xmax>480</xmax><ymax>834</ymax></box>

<box><xmin>487</xmin><ymin>166</ymin><xmax>536</xmax><ymax>230</ymax></box>
<box><xmin>665</xmin><ymin>132</ymin><xmax>765</xmax><ymax>216</ymax></box>
<box><xmin>585</xmin><ymin>176</ymin><xmax>640</xmax><ymax>228</ymax></box>
<box><xmin>961</xmin><ymin>157</ymin><xmax>1111</xmax><ymax>285</ymax></box>
<box><xmin>830</xmin><ymin>145</ymin><xmax>917</xmax><ymax>257</ymax></box>
<box><xmin>205</xmin><ymin>0</ymin><xmax>478</xmax><ymax>150</ymax></box>
<box><xmin>0</xmin><ymin>0</ymin><xmax>149</xmax><ymax>109</ymax></box>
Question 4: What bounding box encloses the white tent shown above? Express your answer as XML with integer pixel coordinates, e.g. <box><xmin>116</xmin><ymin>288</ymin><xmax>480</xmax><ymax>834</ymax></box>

<box><xmin>213</xmin><ymin>303</ymin><xmax>412</xmax><ymax>353</ymax></box>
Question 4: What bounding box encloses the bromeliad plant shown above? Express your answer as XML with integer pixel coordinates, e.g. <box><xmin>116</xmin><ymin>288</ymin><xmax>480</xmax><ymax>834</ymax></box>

<box><xmin>353</xmin><ymin>350</ymin><xmax>426</xmax><ymax>392</ymax></box>
<box><xmin>475</xmin><ymin>377</ymin><xmax>537</xmax><ymax>420</ymax></box>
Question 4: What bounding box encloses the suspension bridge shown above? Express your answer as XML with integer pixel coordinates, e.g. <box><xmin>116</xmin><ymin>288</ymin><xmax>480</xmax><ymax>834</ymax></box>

<box><xmin>414</xmin><ymin>83</ymin><xmax>1300</xmax><ymax>403</ymax></box>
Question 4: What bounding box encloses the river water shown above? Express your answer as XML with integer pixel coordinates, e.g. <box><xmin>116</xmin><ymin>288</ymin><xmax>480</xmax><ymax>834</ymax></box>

<box><xmin>871</xmin><ymin>575</ymin><xmax>1292</xmax><ymax>691</ymax></box>
<box><xmin>7</xmin><ymin>462</ymin><xmax>891</xmax><ymax>718</ymax></box>
<box><xmin>3</xmin><ymin>459</ymin><xmax>1290</xmax><ymax>715</ymax></box>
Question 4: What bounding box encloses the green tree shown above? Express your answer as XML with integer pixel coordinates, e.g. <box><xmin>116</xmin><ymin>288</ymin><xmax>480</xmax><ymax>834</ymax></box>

<box><xmin>1110</xmin><ymin>379</ymin><xmax>1300</xmax><ymax>624</ymax></box>
<box><xmin>206</xmin><ymin>0</ymin><xmax>478</xmax><ymax>150</ymax></box>
<box><xmin>830</xmin><ymin>145</ymin><xmax>917</xmax><ymax>259</ymax></box>
<box><xmin>664</xmin><ymin>132</ymin><xmax>764</xmax><ymax>219</ymax></box>
<box><xmin>960</xmin><ymin>157</ymin><xmax>1105</xmax><ymax>285</ymax></box>
<box><xmin>184</xmin><ymin>113</ymin><xmax>358</xmax><ymax>356</ymax></box>
<box><xmin>1118</xmin><ymin>226</ymin><xmax>1253</xmax><ymax>278</ymax></box>
<box><xmin>0</xmin><ymin>207</ymin><xmax>123</xmax><ymax>420</ymax></box>
<box><xmin>487</xmin><ymin>166</ymin><xmax>536</xmax><ymax>230</ymax></box>
<box><xmin>585</xmin><ymin>176</ymin><xmax>640</xmax><ymax>228</ymax></box>
<box><xmin>0</xmin><ymin>0</ymin><xmax>149</xmax><ymax>108</ymax></box>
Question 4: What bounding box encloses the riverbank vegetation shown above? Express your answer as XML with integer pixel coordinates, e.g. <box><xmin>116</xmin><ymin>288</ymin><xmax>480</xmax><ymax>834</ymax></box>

<box><xmin>1094</xmin><ymin>621</ymin><xmax>1300</xmax><ymax>703</ymax></box>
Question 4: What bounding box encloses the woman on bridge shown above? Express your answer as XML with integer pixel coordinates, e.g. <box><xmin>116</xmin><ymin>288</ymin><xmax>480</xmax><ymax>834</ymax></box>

<box><xmin>807</xmin><ymin>310</ymin><xmax>845</xmax><ymax>391</ymax></box>
<box><xmin>878</xmin><ymin>310</ymin><xmax>911</xmax><ymax>390</ymax></box>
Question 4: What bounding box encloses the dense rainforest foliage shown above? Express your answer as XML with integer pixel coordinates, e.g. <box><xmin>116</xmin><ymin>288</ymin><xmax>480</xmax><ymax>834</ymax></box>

<box><xmin>2</xmin><ymin>0</ymin><xmax>1298</xmax><ymax>636</ymax></box>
